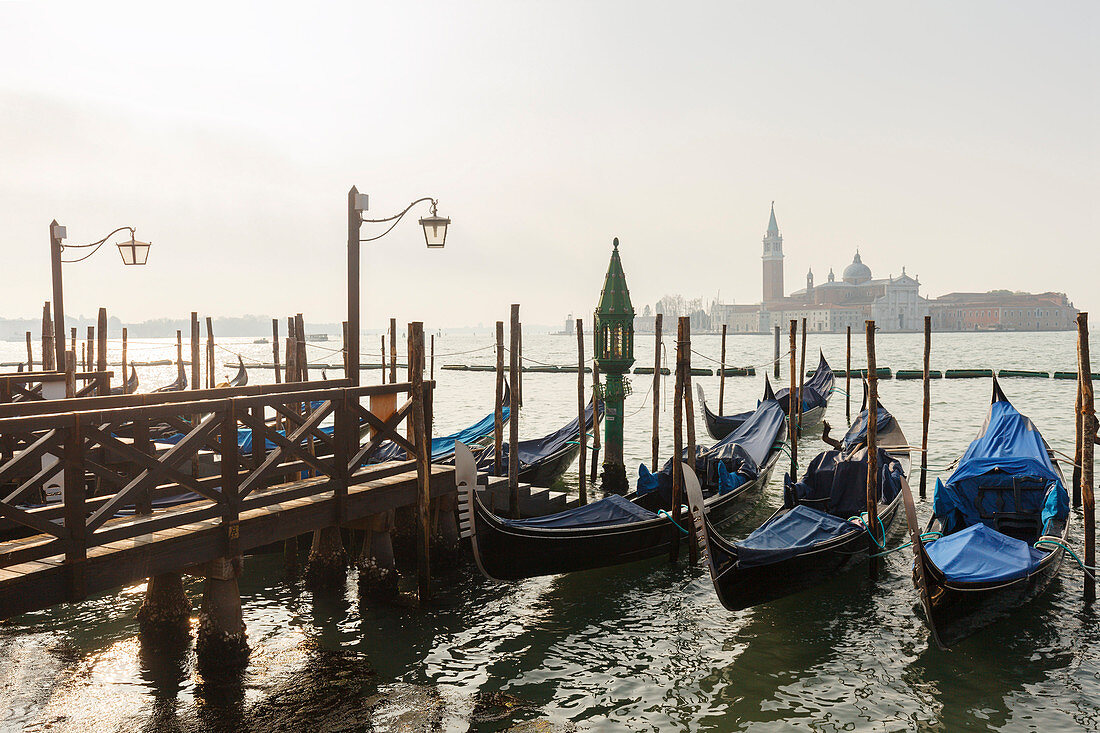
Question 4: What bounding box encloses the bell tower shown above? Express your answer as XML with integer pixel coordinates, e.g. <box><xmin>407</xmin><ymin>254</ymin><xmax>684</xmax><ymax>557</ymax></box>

<box><xmin>762</xmin><ymin>202</ymin><xmax>784</xmax><ymax>303</ymax></box>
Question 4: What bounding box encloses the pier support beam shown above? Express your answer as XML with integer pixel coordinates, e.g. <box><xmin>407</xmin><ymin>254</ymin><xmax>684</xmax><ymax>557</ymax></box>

<box><xmin>193</xmin><ymin>557</ymin><xmax>248</xmax><ymax>674</ymax></box>
<box><xmin>305</xmin><ymin>526</ymin><xmax>348</xmax><ymax>589</ymax></box>
<box><xmin>137</xmin><ymin>572</ymin><xmax>191</xmax><ymax>641</ymax></box>
<box><xmin>355</xmin><ymin>511</ymin><xmax>399</xmax><ymax>599</ymax></box>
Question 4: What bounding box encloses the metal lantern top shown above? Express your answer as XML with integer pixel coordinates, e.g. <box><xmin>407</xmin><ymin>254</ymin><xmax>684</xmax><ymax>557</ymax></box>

<box><xmin>117</xmin><ymin>236</ymin><xmax>151</xmax><ymax>266</ymax></box>
<box><xmin>594</xmin><ymin>237</ymin><xmax>635</xmax><ymax>373</ymax></box>
<box><xmin>419</xmin><ymin>200</ymin><xmax>450</xmax><ymax>248</ymax></box>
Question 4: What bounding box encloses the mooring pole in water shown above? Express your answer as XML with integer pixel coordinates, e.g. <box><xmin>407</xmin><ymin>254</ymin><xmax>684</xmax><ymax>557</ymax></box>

<box><xmin>509</xmin><ymin>304</ymin><xmax>521</xmax><ymax>518</ymax></box>
<box><xmin>430</xmin><ymin>333</ymin><xmax>435</xmax><ymax>382</ymax></box>
<box><xmin>590</xmin><ymin>361</ymin><xmax>602</xmax><ymax>484</ymax></box>
<box><xmin>866</xmin><ymin>319</ymin><xmax>880</xmax><ymax>580</ymax></box>
<box><xmin>190</xmin><ymin>312</ymin><xmax>200</xmax><ymax>391</ymax></box>
<box><xmin>69</xmin><ymin>328</ymin><xmax>76</xmax><ymax>370</ymax></box>
<box><xmin>798</xmin><ymin>317</ymin><xmax>807</xmax><ymax>433</ymax></box>
<box><xmin>86</xmin><ymin>326</ymin><xmax>94</xmax><ymax>376</ymax></box>
<box><xmin>788</xmin><ymin>320</ymin><xmax>798</xmax><ymax>479</ymax></box>
<box><xmin>920</xmin><ymin>316</ymin><xmax>931</xmax><ymax>500</ymax></box>
<box><xmin>671</xmin><ymin>316</ymin><xmax>687</xmax><ymax>563</ymax></box>
<box><xmin>175</xmin><ymin>330</ymin><xmax>184</xmax><ymax>384</ymax></box>
<box><xmin>388</xmin><ymin>317</ymin><xmax>397</xmax><ymax>385</ymax></box>
<box><xmin>41</xmin><ymin>302</ymin><xmax>54</xmax><ymax>371</ymax></box>
<box><xmin>271</xmin><ymin>319</ymin><xmax>281</xmax><ymax>384</ymax></box>
<box><xmin>1075</xmin><ymin>369</ymin><xmax>1084</xmax><ymax>509</ymax></box>
<box><xmin>342</xmin><ymin>321</ymin><xmax>350</xmax><ymax>379</ymax></box>
<box><xmin>495</xmin><ymin>321</ymin><xmax>504</xmax><ymax>478</ymax></box>
<box><xmin>25</xmin><ymin>331</ymin><xmax>33</xmax><ymax>371</ymax></box>
<box><xmin>206</xmin><ymin>317</ymin><xmax>216</xmax><ymax>388</ymax></box>
<box><xmin>682</xmin><ymin>318</ymin><xmax>699</xmax><ymax>566</ymax></box>
<box><xmin>577</xmin><ymin>318</ymin><xmax>588</xmax><ymax>505</ymax></box>
<box><xmin>96</xmin><ymin>308</ymin><xmax>107</xmax><ymax>394</ymax></box>
<box><xmin>409</xmin><ymin>322</ymin><xmax>432</xmax><ymax>602</ymax></box>
<box><xmin>719</xmin><ymin>324</ymin><xmax>727</xmax><ymax>415</ymax></box>
<box><xmin>1078</xmin><ymin>313</ymin><xmax>1095</xmax><ymax>604</ymax></box>
<box><xmin>652</xmin><ymin>313</ymin><xmax>663</xmax><ymax>472</ymax></box>
<box><xmin>121</xmin><ymin>328</ymin><xmax>128</xmax><ymax>394</ymax></box>
<box><xmin>845</xmin><ymin>326</ymin><xmax>851</xmax><ymax>425</ymax></box>
<box><xmin>380</xmin><ymin>335</ymin><xmax>386</xmax><ymax>384</ymax></box>
<box><xmin>773</xmin><ymin>324</ymin><xmax>780</xmax><ymax>379</ymax></box>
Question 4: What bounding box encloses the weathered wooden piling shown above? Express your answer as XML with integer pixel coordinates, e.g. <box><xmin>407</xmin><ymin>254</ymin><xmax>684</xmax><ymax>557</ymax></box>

<box><xmin>80</xmin><ymin>343</ymin><xmax>85</xmax><ymax>372</ymax></box>
<box><xmin>577</xmin><ymin>318</ymin><xmax>588</xmax><ymax>505</ymax></box>
<box><xmin>495</xmin><ymin>321</ymin><xmax>505</xmax><ymax>477</ymax></box>
<box><xmin>652</xmin><ymin>313</ymin><xmax>663</xmax><ymax>471</ymax></box>
<box><xmin>41</xmin><ymin>302</ymin><xmax>54</xmax><ymax>371</ymax></box>
<box><xmin>70</xmin><ymin>328</ymin><xmax>77</xmax><ymax>367</ymax></box>
<box><xmin>380</xmin><ymin>335</ymin><xmax>386</xmax><ymax>384</ymax></box>
<box><xmin>681</xmin><ymin>318</ymin><xmax>699</xmax><ymax>566</ymax></box>
<box><xmin>271</xmin><ymin>319</ymin><xmax>281</xmax><ymax>384</ymax></box>
<box><xmin>430</xmin><ymin>334</ymin><xmax>435</xmax><ymax>381</ymax></box>
<box><xmin>846</xmin><ymin>326</ymin><xmax>851</xmax><ymax>424</ymax></box>
<box><xmin>86</xmin><ymin>326</ymin><xmax>94</xmax><ymax>376</ymax></box>
<box><xmin>1075</xmin><ymin>373</ymin><xmax>1084</xmax><ymax>508</ymax></box>
<box><xmin>1078</xmin><ymin>313</ymin><xmax>1095</xmax><ymax>603</ymax></box>
<box><xmin>205</xmin><ymin>317</ymin><xmax>215</xmax><ymax>388</ymax></box>
<box><xmin>509</xmin><ymin>305</ymin><xmax>521</xmax><ymax>518</ymax></box>
<box><xmin>866</xmin><ymin>320</ymin><xmax>880</xmax><ymax>580</ymax></box>
<box><xmin>788</xmin><ymin>320</ymin><xmax>798</xmax><ymax>478</ymax></box>
<box><xmin>96</xmin><ymin>307</ymin><xmax>107</xmax><ymax>378</ymax></box>
<box><xmin>25</xmin><ymin>332</ymin><xmax>33</xmax><ymax>371</ymax></box>
<box><xmin>920</xmin><ymin>316</ymin><xmax>931</xmax><ymax>500</ymax></box>
<box><xmin>121</xmin><ymin>328</ymin><xmax>128</xmax><ymax>394</ymax></box>
<box><xmin>409</xmin><ymin>322</ymin><xmax>433</xmax><ymax>602</ymax></box>
<box><xmin>194</xmin><ymin>557</ymin><xmax>248</xmax><ymax>675</ymax></box>
<box><xmin>190</xmin><ymin>312</ymin><xmax>200</xmax><ymax>391</ymax></box>
<box><xmin>175</xmin><ymin>330</ymin><xmax>184</xmax><ymax>384</ymax></box>
<box><xmin>342</xmin><ymin>321</ymin><xmax>350</xmax><ymax>378</ymax></box>
<box><xmin>137</xmin><ymin>572</ymin><xmax>191</xmax><ymax>641</ymax></box>
<box><xmin>356</xmin><ymin>511</ymin><xmax>398</xmax><ymax>599</ymax></box>
<box><xmin>671</xmin><ymin>316</ymin><xmax>687</xmax><ymax>562</ymax></box>
<box><xmin>773</xmin><ymin>324</ymin><xmax>780</xmax><ymax>379</ymax></box>
<box><xmin>798</xmin><ymin>317</ymin><xmax>807</xmax><ymax>432</ymax></box>
<box><xmin>389</xmin><ymin>317</ymin><xmax>397</xmax><ymax>384</ymax></box>
<box><xmin>719</xmin><ymin>324</ymin><xmax>727</xmax><ymax>415</ymax></box>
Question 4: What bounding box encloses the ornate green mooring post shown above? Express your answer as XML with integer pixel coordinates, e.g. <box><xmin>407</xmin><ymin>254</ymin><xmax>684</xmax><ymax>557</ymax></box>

<box><xmin>594</xmin><ymin>238</ymin><xmax>635</xmax><ymax>493</ymax></box>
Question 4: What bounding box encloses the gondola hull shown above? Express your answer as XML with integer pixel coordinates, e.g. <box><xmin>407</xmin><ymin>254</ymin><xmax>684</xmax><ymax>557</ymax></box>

<box><xmin>518</xmin><ymin>442</ymin><xmax>581</xmax><ymax>486</ymax></box>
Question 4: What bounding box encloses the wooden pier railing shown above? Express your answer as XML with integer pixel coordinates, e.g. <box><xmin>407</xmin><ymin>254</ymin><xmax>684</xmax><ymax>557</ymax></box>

<box><xmin>0</xmin><ymin>375</ymin><xmax>440</xmax><ymax>618</ymax></box>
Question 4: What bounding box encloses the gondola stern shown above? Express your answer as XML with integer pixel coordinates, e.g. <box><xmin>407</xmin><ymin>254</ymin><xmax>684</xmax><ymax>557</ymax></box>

<box><xmin>455</xmin><ymin>441</ymin><xmax>499</xmax><ymax>581</ymax></box>
<box><xmin>682</xmin><ymin>466</ymin><xmax>718</xmax><ymax>582</ymax></box>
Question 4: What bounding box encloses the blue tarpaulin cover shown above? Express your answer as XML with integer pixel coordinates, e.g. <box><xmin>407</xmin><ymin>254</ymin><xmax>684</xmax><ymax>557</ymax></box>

<box><xmin>775</xmin><ymin>352</ymin><xmax>834</xmax><ymax>413</ymax></box>
<box><xmin>925</xmin><ymin>522</ymin><xmax>1048</xmax><ymax>583</ymax></box>
<box><xmin>499</xmin><ymin>493</ymin><xmax>656</xmax><ymax>529</ymax></box>
<box><xmin>842</xmin><ymin>407</ymin><xmax>894</xmax><ymax>450</ymax></box>
<box><xmin>733</xmin><ymin>504</ymin><xmax>862</xmax><ymax>567</ymax></box>
<box><xmin>476</xmin><ymin>402</ymin><xmax>599</xmax><ymax>474</ymax></box>
<box><xmin>375</xmin><ymin>404</ymin><xmax>510</xmax><ymax>463</ymax></box>
<box><xmin>932</xmin><ymin>400</ymin><xmax>1068</xmax><ymax>534</ymax></box>
<box><xmin>637</xmin><ymin>398</ymin><xmax>786</xmax><ymax>500</ymax></box>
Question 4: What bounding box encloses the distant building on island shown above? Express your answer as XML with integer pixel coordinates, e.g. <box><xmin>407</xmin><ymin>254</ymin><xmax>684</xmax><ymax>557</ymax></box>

<box><xmin>636</xmin><ymin>203</ymin><xmax>1078</xmax><ymax>333</ymax></box>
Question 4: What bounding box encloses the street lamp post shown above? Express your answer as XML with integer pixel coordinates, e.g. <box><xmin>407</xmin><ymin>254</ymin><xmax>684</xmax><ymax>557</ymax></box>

<box><xmin>49</xmin><ymin>221</ymin><xmax>151</xmax><ymax>372</ymax></box>
<box><xmin>345</xmin><ymin>186</ymin><xmax>450</xmax><ymax>384</ymax></box>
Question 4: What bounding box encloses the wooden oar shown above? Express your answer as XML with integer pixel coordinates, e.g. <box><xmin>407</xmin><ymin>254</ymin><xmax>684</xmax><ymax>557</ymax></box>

<box><xmin>900</xmin><ymin>476</ymin><xmax>946</xmax><ymax>650</ymax></box>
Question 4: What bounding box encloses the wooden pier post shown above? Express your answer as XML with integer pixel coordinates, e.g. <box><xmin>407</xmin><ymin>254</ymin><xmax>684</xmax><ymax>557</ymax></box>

<box><xmin>866</xmin><ymin>320</ymin><xmax>880</xmax><ymax>580</ymax></box>
<box><xmin>590</xmin><ymin>361</ymin><xmax>602</xmax><ymax>484</ymax></box>
<box><xmin>518</xmin><ymin>319</ymin><xmax>524</xmax><ymax>408</ymax></box>
<box><xmin>295</xmin><ymin>314</ymin><xmax>308</xmax><ymax>381</ymax></box>
<box><xmin>41</xmin><ymin>302</ymin><xmax>54</xmax><ymax>371</ymax></box>
<box><xmin>80</xmin><ymin>343</ymin><xmax>85</xmax><ymax>373</ymax></box>
<box><xmin>1078</xmin><ymin>313</ymin><xmax>1095</xmax><ymax>603</ymax></box>
<box><xmin>846</xmin><ymin>326</ymin><xmax>851</xmax><ymax>424</ymax></box>
<box><xmin>1075</xmin><ymin>375</ymin><xmax>1084</xmax><ymax>508</ymax></box>
<box><xmin>194</xmin><ymin>558</ymin><xmax>249</xmax><ymax>675</ymax></box>
<box><xmin>652</xmin><ymin>314</ymin><xmax>663</xmax><ymax>471</ymax></box>
<box><xmin>719</xmin><ymin>323</ymin><xmax>727</xmax><ymax>415</ymax></box>
<box><xmin>773</xmin><ymin>324</ymin><xmax>780</xmax><ymax>379</ymax></box>
<box><xmin>920</xmin><ymin>316</ymin><xmax>931</xmax><ymax>500</ymax></box>
<box><xmin>380</xmin><ymin>335</ymin><xmax>386</xmax><ymax>384</ymax></box>
<box><xmin>409</xmin><ymin>322</ymin><xmax>432</xmax><ymax>602</ymax></box>
<box><xmin>205</xmin><ymin>317</ymin><xmax>215</xmax><ymax>388</ymax></box>
<box><xmin>798</xmin><ymin>317</ymin><xmax>807</xmax><ymax>432</ymax></box>
<box><xmin>86</xmin><ymin>326</ymin><xmax>94</xmax><ymax>376</ymax></box>
<box><xmin>509</xmin><ymin>305</ymin><xmax>521</xmax><ymax>518</ymax></box>
<box><xmin>96</xmin><ymin>303</ymin><xmax>107</xmax><ymax>385</ymax></box>
<box><xmin>25</xmin><ymin>331</ymin><xmax>33</xmax><ymax>371</ymax></box>
<box><xmin>121</xmin><ymin>328</ymin><xmax>128</xmax><ymax>394</ymax></box>
<box><xmin>495</xmin><ymin>321</ymin><xmax>504</xmax><ymax>477</ymax></box>
<box><xmin>190</xmin><ymin>312</ymin><xmax>200</xmax><ymax>391</ymax></box>
<box><xmin>175</xmin><ymin>330</ymin><xmax>184</xmax><ymax>385</ymax></box>
<box><xmin>788</xmin><ymin>320</ymin><xmax>798</xmax><ymax>479</ymax></box>
<box><xmin>682</xmin><ymin>317</ymin><xmax>699</xmax><ymax>565</ymax></box>
<box><xmin>342</xmin><ymin>321</ymin><xmax>350</xmax><ymax>378</ymax></box>
<box><xmin>577</xmin><ymin>318</ymin><xmax>588</xmax><ymax>505</ymax></box>
<box><xmin>70</xmin><ymin>328</ymin><xmax>77</xmax><ymax>368</ymax></box>
<box><xmin>272</xmin><ymin>319</ymin><xmax>282</xmax><ymax>384</ymax></box>
<box><xmin>671</xmin><ymin>316</ymin><xmax>688</xmax><ymax>562</ymax></box>
<box><xmin>389</xmin><ymin>317</ymin><xmax>397</xmax><ymax>384</ymax></box>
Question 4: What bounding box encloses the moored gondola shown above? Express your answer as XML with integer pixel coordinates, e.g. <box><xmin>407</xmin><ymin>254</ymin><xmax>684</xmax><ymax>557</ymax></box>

<box><xmin>700</xmin><ymin>351</ymin><xmax>834</xmax><ymax>440</ymax></box>
<box><xmin>687</xmin><ymin>386</ymin><xmax>910</xmax><ymax>611</ymax></box>
<box><xmin>457</xmin><ymin>395</ymin><xmax>788</xmax><ymax>581</ymax></box>
<box><xmin>473</xmin><ymin>400</ymin><xmax>601</xmax><ymax>486</ymax></box>
<box><xmin>225</xmin><ymin>356</ymin><xmax>248</xmax><ymax>387</ymax></box>
<box><xmin>152</xmin><ymin>368</ymin><xmax>187</xmax><ymax>393</ymax></box>
<box><xmin>904</xmin><ymin>378</ymin><xmax>1070</xmax><ymax>649</ymax></box>
<box><xmin>110</xmin><ymin>362</ymin><xmax>139</xmax><ymax>395</ymax></box>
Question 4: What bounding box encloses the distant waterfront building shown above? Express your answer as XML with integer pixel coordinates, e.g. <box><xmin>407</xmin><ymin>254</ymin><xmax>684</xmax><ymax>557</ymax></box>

<box><xmin>702</xmin><ymin>204</ymin><xmax>1077</xmax><ymax>333</ymax></box>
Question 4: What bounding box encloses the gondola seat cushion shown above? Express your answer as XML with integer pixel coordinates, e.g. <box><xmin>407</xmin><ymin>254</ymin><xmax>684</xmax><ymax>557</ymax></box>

<box><xmin>924</xmin><ymin>522</ymin><xmax>1047</xmax><ymax>583</ymax></box>
<box><xmin>784</xmin><ymin>447</ymin><xmax>903</xmax><ymax>519</ymax></box>
<box><xmin>499</xmin><ymin>493</ymin><xmax>656</xmax><ymax>529</ymax></box>
<box><xmin>733</xmin><ymin>505</ymin><xmax>862</xmax><ymax>567</ymax></box>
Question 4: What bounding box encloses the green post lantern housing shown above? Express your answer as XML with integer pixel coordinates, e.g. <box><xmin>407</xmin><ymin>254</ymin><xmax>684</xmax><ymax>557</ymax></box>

<box><xmin>594</xmin><ymin>237</ymin><xmax>635</xmax><ymax>493</ymax></box>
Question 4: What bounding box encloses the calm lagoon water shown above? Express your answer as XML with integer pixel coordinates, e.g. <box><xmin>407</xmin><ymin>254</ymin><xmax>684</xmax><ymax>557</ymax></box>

<box><xmin>1</xmin><ymin>330</ymin><xmax>1098</xmax><ymax>732</ymax></box>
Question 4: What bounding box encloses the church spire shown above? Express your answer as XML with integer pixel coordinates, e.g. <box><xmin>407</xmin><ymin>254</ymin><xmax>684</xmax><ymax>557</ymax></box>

<box><xmin>767</xmin><ymin>201</ymin><xmax>779</xmax><ymax>236</ymax></box>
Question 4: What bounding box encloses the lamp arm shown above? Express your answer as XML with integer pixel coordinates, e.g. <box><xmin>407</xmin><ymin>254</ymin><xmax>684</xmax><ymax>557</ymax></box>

<box><xmin>60</xmin><ymin>226</ymin><xmax>137</xmax><ymax>263</ymax></box>
<box><xmin>359</xmin><ymin>197</ymin><xmax>437</xmax><ymax>243</ymax></box>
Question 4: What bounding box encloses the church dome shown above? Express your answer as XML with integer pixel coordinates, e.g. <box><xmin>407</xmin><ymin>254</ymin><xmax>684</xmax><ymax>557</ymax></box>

<box><xmin>842</xmin><ymin>251</ymin><xmax>872</xmax><ymax>284</ymax></box>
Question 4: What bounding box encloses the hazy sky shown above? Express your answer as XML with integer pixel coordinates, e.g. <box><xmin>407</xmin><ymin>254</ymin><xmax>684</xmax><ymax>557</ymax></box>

<box><xmin>1</xmin><ymin>1</ymin><xmax>1096</xmax><ymax>330</ymax></box>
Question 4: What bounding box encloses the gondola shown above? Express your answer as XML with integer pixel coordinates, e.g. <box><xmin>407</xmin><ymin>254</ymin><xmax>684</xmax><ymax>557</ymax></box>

<box><xmin>223</xmin><ymin>356</ymin><xmax>248</xmax><ymax>387</ymax></box>
<box><xmin>152</xmin><ymin>368</ymin><xmax>188</xmax><ymax>393</ymax></box>
<box><xmin>110</xmin><ymin>362</ymin><xmax>139</xmax><ymax>395</ymax></box>
<box><xmin>700</xmin><ymin>351</ymin><xmax>834</xmax><ymax>440</ymax></box>
<box><xmin>687</xmin><ymin>386</ymin><xmax>910</xmax><ymax>611</ymax></box>
<box><xmin>472</xmin><ymin>400</ymin><xmax>602</xmax><ymax>486</ymax></box>
<box><xmin>903</xmin><ymin>378</ymin><xmax>1070</xmax><ymax>649</ymax></box>
<box><xmin>457</xmin><ymin>395</ymin><xmax>788</xmax><ymax>581</ymax></box>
